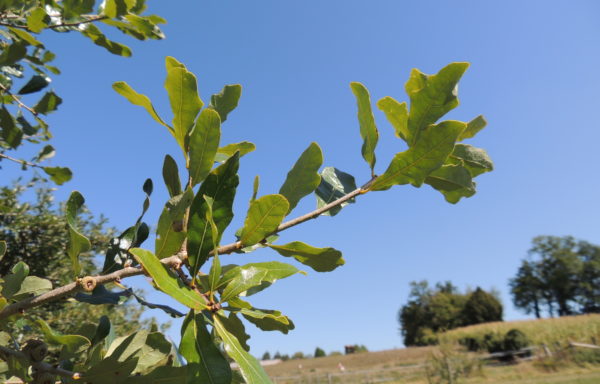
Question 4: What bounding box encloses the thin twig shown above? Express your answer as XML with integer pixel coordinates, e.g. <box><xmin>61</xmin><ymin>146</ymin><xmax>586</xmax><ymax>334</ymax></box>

<box><xmin>0</xmin><ymin>176</ymin><xmax>378</xmax><ymax>320</ymax></box>
<box><xmin>0</xmin><ymin>345</ymin><xmax>79</xmax><ymax>380</ymax></box>
<box><xmin>0</xmin><ymin>83</ymin><xmax>39</xmax><ymax>117</ymax></box>
<box><xmin>0</xmin><ymin>15</ymin><xmax>108</xmax><ymax>31</ymax></box>
<box><xmin>0</xmin><ymin>152</ymin><xmax>43</xmax><ymax>169</ymax></box>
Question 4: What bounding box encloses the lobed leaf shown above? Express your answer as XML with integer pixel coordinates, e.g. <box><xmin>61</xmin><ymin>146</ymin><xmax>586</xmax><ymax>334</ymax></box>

<box><xmin>425</xmin><ymin>164</ymin><xmax>475</xmax><ymax>204</ymax></box>
<box><xmin>405</xmin><ymin>62</ymin><xmax>469</xmax><ymax>144</ymax></box>
<box><xmin>209</xmin><ymin>84</ymin><xmax>242</xmax><ymax>122</ymax></box>
<box><xmin>377</xmin><ymin>96</ymin><xmax>409</xmax><ymax>142</ymax></box>
<box><xmin>459</xmin><ymin>115</ymin><xmax>487</xmax><ymax>141</ymax></box>
<box><xmin>278</xmin><ymin>142</ymin><xmax>323</xmax><ymax>214</ymax></box>
<box><xmin>369</xmin><ymin>121</ymin><xmax>466</xmax><ymax>191</ymax></box>
<box><xmin>80</xmin><ymin>24</ymin><xmax>132</xmax><ymax>57</ymax></box>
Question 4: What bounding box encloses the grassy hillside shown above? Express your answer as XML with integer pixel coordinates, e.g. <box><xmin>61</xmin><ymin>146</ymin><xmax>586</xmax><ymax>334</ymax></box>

<box><xmin>440</xmin><ymin>314</ymin><xmax>600</xmax><ymax>347</ymax></box>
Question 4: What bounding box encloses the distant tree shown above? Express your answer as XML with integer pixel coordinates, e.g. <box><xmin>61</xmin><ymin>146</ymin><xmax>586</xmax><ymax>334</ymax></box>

<box><xmin>281</xmin><ymin>354</ymin><xmax>290</xmax><ymax>361</ymax></box>
<box><xmin>292</xmin><ymin>351</ymin><xmax>305</xmax><ymax>360</ymax></box>
<box><xmin>399</xmin><ymin>281</ymin><xmax>501</xmax><ymax>346</ymax></box>
<box><xmin>273</xmin><ymin>351</ymin><xmax>282</xmax><ymax>360</ymax></box>
<box><xmin>509</xmin><ymin>260</ymin><xmax>543</xmax><ymax>318</ymax></box>
<box><xmin>314</xmin><ymin>347</ymin><xmax>326</xmax><ymax>358</ymax></box>
<box><xmin>510</xmin><ymin>236</ymin><xmax>600</xmax><ymax>317</ymax></box>
<box><xmin>262</xmin><ymin>351</ymin><xmax>271</xmax><ymax>361</ymax></box>
<box><xmin>0</xmin><ymin>181</ymin><xmax>146</xmax><ymax>335</ymax></box>
<box><xmin>462</xmin><ymin>287</ymin><xmax>503</xmax><ymax>325</ymax></box>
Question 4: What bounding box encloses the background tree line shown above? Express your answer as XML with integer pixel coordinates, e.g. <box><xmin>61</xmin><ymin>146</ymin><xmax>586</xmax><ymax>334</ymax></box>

<box><xmin>399</xmin><ymin>281</ymin><xmax>503</xmax><ymax>346</ymax></box>
<box><xmin>510</xmin><ymin>235</ymin><xmax>600</xmax><ymax>318</ymax></box>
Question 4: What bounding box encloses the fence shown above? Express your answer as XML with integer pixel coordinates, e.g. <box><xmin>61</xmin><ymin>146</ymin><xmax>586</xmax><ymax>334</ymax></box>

<box><xmin>271</xmin><ymin>364</ymin><xmax>424</xmax><ymax>384</ymax></box>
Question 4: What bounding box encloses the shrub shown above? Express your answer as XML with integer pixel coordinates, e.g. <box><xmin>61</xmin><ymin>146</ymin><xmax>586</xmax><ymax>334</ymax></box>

<box><xmin>503</xmin><ymin>329</ymin><xmax>529</xmax><ymax>351</ymax></box>
<box><xmin>314</xmin><ymin>347</ymin><xmax>326</xmax><ymax>358</ymax></box>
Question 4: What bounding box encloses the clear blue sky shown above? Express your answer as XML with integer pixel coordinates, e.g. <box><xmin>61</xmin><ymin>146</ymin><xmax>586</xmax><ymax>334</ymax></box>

<box><xmin>4</xmin><ymin>0</ymin><xmax>600</xmax><ymax>356</ymax></box>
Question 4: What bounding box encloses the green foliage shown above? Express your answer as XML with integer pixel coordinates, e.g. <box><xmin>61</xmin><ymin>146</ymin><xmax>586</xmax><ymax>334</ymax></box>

<box><xmin>425</xmin><ymin>346</ymin><xmax>483</xmax><ymax>384</ymax></box>
<box><xmin>314</xmin><ymin>347</ymin><xmax>326</xmax><ymax>358</ymax></box>
<box><xmin>0</xmin><ymin>50</ymin><xmax>492</xmax><ymax>382</ymax></box>
<box><xmin>0</xmin><ymin>0</ymin><xmax>166</xmax><ymax>181</ymax></box>
<box><xmin>510</xmin><ymin>236</ymin><xmax>600</xmax><ymax>318</ymax></box>
<box><xmin>399</xmin><ymin>281</ymin><xmax>502</xmax><ymax>346</ymax></box>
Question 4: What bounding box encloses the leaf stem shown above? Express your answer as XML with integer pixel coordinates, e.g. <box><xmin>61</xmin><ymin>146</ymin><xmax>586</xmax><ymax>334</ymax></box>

<box><xmin>0</xmin><ymin>83</ymin><xmax>39</xmax><ymax>117</ymax></box>
<box><xmin>0</xmin><ymin>152</ymin><xmax>43</xmax><ymax>169</ymax></box>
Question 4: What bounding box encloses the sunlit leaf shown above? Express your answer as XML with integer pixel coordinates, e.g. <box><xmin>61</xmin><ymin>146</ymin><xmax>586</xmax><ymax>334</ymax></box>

<box><xmin>214</xmin><ymin>141</ymin><xmax>255</xmax><ymax>163</ymax></box>
<box><xmin>36</xmin><ymin>319</ymin><xmax>90</xmax><ymax>357</ymax></box>
<box><xmin>81</xmin><ymin>24</ymin><xmax>132</xmax><ymax>57</ymax></box>
<box><xmin>209</xmin><ymin>84</ymin><xmax>241</xmax><ymax>122</ymax></box>
<box><xmin>279</xmin><ymin>142</ymin><xmax>322</xmax><ymax>214</ymax></box>
<box><xmin>179</xmin><ymin>311</ymin><xmax>231</xmax><ymax>383</ymax></box>
<box><xmin>377</xmin><ymin>96</ymin><xmax>409</xmax><ymax>142</ymax></box>
<box><xmin>42</xmin><ymin>166</ymin><xmax>72</xmax><ymax>185</ymax></box>
<box><xmin>350</xmin><ymin>82</ymin><xmax>378</xmax><ymax>174</ymax></box>
<box><xmin>213</xmin><ymin>315</ymin><xmax>272</xmax><ymax>383</ymax></box>
<box><xmin>66</xmin><ymin>191</ymin><xmax>91</xmax><ymax>276</ymax></box>
<box><xmin>129</xmin><ymin>248</ymin><xmax>207</xmax><ymax>310</ymax></box>
<box><xmin>315</xmin><ymin>167</ymin><xmax>357</xmax><ymax>216</ymax></box>
<box><xmin>188</xmin><ymin>153</ymin><xmax>239</xmax><ymax>275</ymax></box>
<box><xmin>189</xmin><ymin>108</ymin><xmax>221</xmax><ymax>186</ymax></box>
<box><xmin>240</xmin><ymin>195</ymin><xmax>289</xmax><ymax>247</ymax></box>
<box><xmin>369</xmin><ymin>121</ymin><xmax>466</xmax><ymax>191</ymax></box>
<box><xmin>459</xmin><ymin>115</ymin><xmax>487</xmax><ymax>141</ymax></box>
<box><xmin>113</xmin><ymin>81</ymin><xmax>171</xmax><ymax>131</ymax></box>
<box><xmin>269</xmin><ymin>241</ymin><xmax>344</xmax><ymax>272</ymax></box>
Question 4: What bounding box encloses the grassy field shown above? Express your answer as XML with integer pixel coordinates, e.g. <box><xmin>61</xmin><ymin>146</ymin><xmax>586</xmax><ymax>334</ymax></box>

<box><xmin>266</xmin><ymin>315</ymin><xmax>600</xmax><ymax>384</ymax></box>
<box><xmin>440</xmin><ymin>314</ymin><xmax>600</xmax><ymax>348</ymax></box>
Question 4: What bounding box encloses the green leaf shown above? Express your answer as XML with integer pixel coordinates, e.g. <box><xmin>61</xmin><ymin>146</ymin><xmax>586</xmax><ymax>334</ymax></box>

<box><xmin>187</xmin><ymin>153</ymin><xmax>239</xmax><ymax>276</ymax></box>
<box><xmin>17</xmin><ymin>75</ymin><xmax>49</xmax><ymax>95</ymax></box>
<box><xmin>113</xmin><ymin>81</ymin><xmax>171</xmax><ymax>131</ymax></box>
<box><xmin>105</xmin><ymin>330</ymin><xmax>172</xmax><ymax>375</ymax></box>
<box><xmin>129</xmin><ymin>248</ymin><xmax>207</xmax><ymax>310</ymax></box>
<box><xmin>426</xmin><ymin>164</ymin><xmax>475</xmax><ymax>204</ymax></box>
<box><xmin>35</xmin><ymin>144</ymin><xmax>55</xmax><ymax>162</ymax></box>
<box><xmin>369</xmin><ymin>121</ymin><xmax>466</xmax><ymax>191</ymax></box>
<box><xmin>269</xmin><ymin>241</ymin><xmax>344</xmax><ymax>272</ymax></box>
<box><xmin>11</xmin><ymin>276</ymin><xmax>52</xmax><ymax>299</ymax></box>
<box><xmin>214</xmin><ymin>141</ymin><xmax>255</xmax><ymax>163</ymax></box>
<box><xmin>209</xmin><ymin>84</ymin><xmax>242</xmax><ymax>123</ymax></box>
<box><xmin>213</xmin><ymin>315</ymin><xmax>272</xmax><ymax>383</ymax></box>
<box><xmin>43</xmin><ymin>166</ymin><xmax>72</xmax><ymax>185</ymax></box>
<box><xmin>450</xmin><ymin>143</ymin><xmax>493</xmax><ymax>177</ymax></box>
<box><xmin>215</xmin><ymin>312</ymin><xmax>250</xmax><ymax>351</ymax></box>
<box><xmin>0</xmin><ymin>106</ymin><xmax>22</xmax><ymax>148</ymax></box>
<box><xmin>80</xmin><ymin>24</ymin><xmax>132</xmax><ymax>57</ymax></box>
<box><xmin>240</xmin><ymin>195</ymin><xmax>289</xmax><ymax>247</ymax></box>
<box><xmin>405</xmin><ymin>62</ymin><xmax>469</xmax><ymax>144</ymax></box>
<box><xmin>66</xmin><ymin>191</ymin><xmax>91</xmax><ymax>276</ymax></box>
<box><xmin>74</xmin><ymin>285</ymin><xmax>129</xmax><ymax>305</ymax></box>
<box><xmin>80</xmin><ymin>355</ymin><xmax>138</xmax><ymax>383</ymax></box>
<box><xmin>377</xmin><ymin>96</ymin><xmax>409</xmax><ymax>142</ymax></box>
<box><xmin>33</xmin><ymin>91</ymin><xmax>62</xmax><ymax>114</ymax></box>
<box><xmin>128</xmin><ymin>366</ymin><xmax>189</xmax><ymax>384</ymax></box>
<box><xmin>162</xmin><ymin>154</ymin><xmax>182</xmax><ymax>197</ymax></box>
<box><xmin>0</xmin><ymin>41</ymin><xmax>26</xmax><ymax>66</ymax></box>
<box><xmin>36</xmin><ymin>319</ymin><xmax>90</xmax><ymax>357</ymax></box>
<box><xmin>350</xmin><ymin>82</ymin><xmax>379</xmax><ymax>174</ymax></box>
<box><xmin>132</xmin><ymin>292</ymin><xmax>185</xmax><ymax>318</ymax></box>
<box><xmin>0</xmin><ymin>241</ymin><xmax>5</xmax><ymax>260</ymax></box>
<box><xmin>459</xmin><ymin>115</ymin><xmax>487</xmax><ymax>141</ymax></box>
<box><xmin>155</xmin><ymin>189</ymin><xmax>193</xmax><ymax>259</ymax></box>
<box><xmin>179</xmin><ymin>311</ymin><xmax>231</xmax><ymax>384</ymax></box>
<box><xmin>315</xmin><ymin>167</ymin><xmax>357</xmax><ymax>216</ymax></box>
<box><xmin>26</xmin><ymin>7</ymin><xmax>49</xmax><ymax>33</ymax></box>
<box><xmin>205</xmin><ymin>196</ymin><xmax>222</xmax><ymax>293</ymax></box>
<box><xmin>63</xmin><ymin>0</ymin><xmax>95</xmax><ymax>18</ymax></box>
<box><xmin>251</xmin><ymin>175</ymin><xmax>259</xmax><ymax>202</ymax></box>
<box><xmin>241</xmin><ymin>308</ymin><xmax>295</xmax><ymax>334</ymax></box>
<box><xmin>1</xmin><ymin>261</ymin><xmax>29</xmax><ymax>299</ymax></box>
<box><xmin>220</xmin><ymin>266</ymin><xmax>268</xmax><ymax>302</ymax></box>
<box><xmin>164</xmin><ymin>57</ymin><xmax>203</xmax><ymax>152</ymax></box>
<box><xmin>9</xmin><ymin>28</ymin><xmax>43</xmax><ymax>46</ymax></box>
<box><xmin>278</xmin><ymin>142</ymin><xmax>323</xmax><ymax>214</ymax></box>
<box><xmin>103</xmin><ymin>0</ymin><xmax>129</xmax><ymax>18</ymax></box>
<box><xmin>189</xmin><ymin>108</ymin><xmax>221</xmax><ymax>186</ymax></box>
<box><xmin>220</xmin><ymin>262</ymin><xmax>301</xmax><ymax>301</ymax></box>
